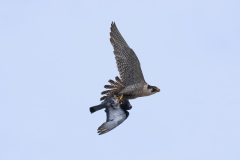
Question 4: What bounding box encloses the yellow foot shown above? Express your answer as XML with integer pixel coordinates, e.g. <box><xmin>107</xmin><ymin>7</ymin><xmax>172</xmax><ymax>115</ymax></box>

<box><xmin>117</xmin><ymin>94</ymin><xmax>123</xmax><ymax>103</ymax></box>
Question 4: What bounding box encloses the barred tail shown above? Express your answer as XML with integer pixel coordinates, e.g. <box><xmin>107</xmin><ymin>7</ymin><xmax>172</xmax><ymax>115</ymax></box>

<box><xmin>104</xmin><ymin>85</ymin><xmax>116</xmax><ymax>89</ymax></box>
<box><xmin>100</xmin><ymin>77</ymin><xmax>125</xmax><ymax>101</ymax></box>
<box><xmin>100</xmin><ymin>96</ymin><xmax>107</xmax><ymax>101</ymax></box>
<box><xmin>101</xmin><ymin>90</ymin><xmax>111</xmax><ymax>95</ymax></box>
<box><xmin>115</xmin><ymin>76</ymin><xmax>125</xmax><ymax>87</ymax></box>
<box><xmin>108</xmin><ymin>80</ymin><xmax>118</xmax><ymax>87</ymax></box>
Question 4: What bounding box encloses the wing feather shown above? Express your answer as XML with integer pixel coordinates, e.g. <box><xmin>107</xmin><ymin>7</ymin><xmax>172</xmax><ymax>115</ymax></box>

<box><xmin>97</xmin><ymin>105</ymin><xmax>129</xmax><ymax>135</ymax></box>
<box><xmin>110</xmin><ymin>22</ymin><xmax>145</xmax><ymax>86</ymax></box>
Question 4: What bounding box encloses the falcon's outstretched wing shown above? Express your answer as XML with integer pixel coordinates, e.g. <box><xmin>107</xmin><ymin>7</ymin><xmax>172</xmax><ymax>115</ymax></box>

<box><xmin>110</xmin><ymin>22</ymin><xmax>145</xmax><ymax>86</ymax></box>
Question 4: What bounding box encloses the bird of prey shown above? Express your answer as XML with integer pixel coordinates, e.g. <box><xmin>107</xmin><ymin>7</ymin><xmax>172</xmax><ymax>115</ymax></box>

<box><xmin>101</xmin><ymin>22</ymin><xmax>160</xmax><ymax>102</ymax></box>
<box><xmin>90</xmin><ymin>96</ymin><xmax>132</xmax><ymax>135</ymax></box>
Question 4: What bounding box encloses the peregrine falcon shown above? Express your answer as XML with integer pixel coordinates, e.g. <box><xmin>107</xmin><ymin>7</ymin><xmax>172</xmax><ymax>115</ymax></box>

<box><xmin>90</xmin><ymin>96</ymin><xmax>132</xmax><ymax>135</ymax></box>
<box><xmin>101</xmin><ymin>22</ymin><xmax>160</xmax><ymax>102</ymax></box>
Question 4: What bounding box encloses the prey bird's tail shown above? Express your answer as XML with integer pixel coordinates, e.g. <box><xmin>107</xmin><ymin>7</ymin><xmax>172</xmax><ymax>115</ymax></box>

<box><xmin>100</xmin><ymin>76</ymin><xmax>125</xmax><ymax>101</ymax></box>
<box><xmin>90</xmin><ymin>104</ymin><xmax>105</xmax><ymax>113</ymax></box>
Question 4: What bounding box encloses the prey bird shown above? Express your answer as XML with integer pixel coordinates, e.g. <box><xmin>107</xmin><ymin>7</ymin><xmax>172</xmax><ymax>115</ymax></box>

<box><xmin>101</xmin><ymin>22</ymin><xmax>160</xmax><ymax>102</ymax></box>
<box><xmin>90</xmin><ymin>96</ymin><xmax>132</xmax><ymax>135</ymax></box>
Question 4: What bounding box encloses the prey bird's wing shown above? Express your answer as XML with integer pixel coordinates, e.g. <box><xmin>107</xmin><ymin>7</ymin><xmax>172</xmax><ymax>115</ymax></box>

<box><xmin>97</xmin><ymin>106</ymin><xmax>129</xmax><ymax>135</ymax></box>
<box><xmin>110</xmin><ymin>22</ymin><xmax>145</xmax><ymax>86</ymax></box>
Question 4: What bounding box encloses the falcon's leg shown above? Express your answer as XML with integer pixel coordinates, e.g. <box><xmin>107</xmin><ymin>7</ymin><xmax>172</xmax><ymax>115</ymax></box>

<box><xmin>117</xmin><ymin>94</ymin><xmax>124</xmax><ymax>103</ymax></box>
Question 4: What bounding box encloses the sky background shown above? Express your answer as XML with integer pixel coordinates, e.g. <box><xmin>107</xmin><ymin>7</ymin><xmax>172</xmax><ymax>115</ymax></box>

<box><xmin>0</xmin><ymin>0</ymin><xmax>240</xmax><ymax>160</ymax></box>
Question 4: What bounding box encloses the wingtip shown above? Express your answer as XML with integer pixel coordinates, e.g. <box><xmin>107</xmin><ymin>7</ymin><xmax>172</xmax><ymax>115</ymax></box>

<box><xmin>97</xmin><ymin>130</ymin><xmax>107</xmax><ymax>135</ymax></box>
<box><xmin>97</xmin><ymin>123</ymin><xmax>110</xmax><ymax>135</ymax></box>
<box><xmin>110</xmin><ymin>21</ymin><xmax>117</xmax><ymax>29</ymax></box>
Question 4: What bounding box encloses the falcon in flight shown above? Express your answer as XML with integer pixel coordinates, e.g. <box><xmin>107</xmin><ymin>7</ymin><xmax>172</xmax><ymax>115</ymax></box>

<box><xmin>101</xmin><ymin>22</ymin><xmax>160</xmax><ymax>102</ymax></box>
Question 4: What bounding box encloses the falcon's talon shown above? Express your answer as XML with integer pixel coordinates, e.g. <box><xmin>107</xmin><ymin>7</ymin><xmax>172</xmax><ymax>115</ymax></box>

<box><xmin>117</xmin><ymin>94</ymin><xmax>124</xmax><ymax>103</ymax></box>
<box><xmin>119</xmin><ymin>94</ymin><xmax>123</xmax><ymax>101</ymax></box>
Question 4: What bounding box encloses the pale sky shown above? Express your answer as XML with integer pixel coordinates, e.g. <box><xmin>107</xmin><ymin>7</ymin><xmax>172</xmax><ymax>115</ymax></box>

<box><xmin>0</xmin><ymin>1</ymin><xmax>240</xmax><ymax>160</ymax></box>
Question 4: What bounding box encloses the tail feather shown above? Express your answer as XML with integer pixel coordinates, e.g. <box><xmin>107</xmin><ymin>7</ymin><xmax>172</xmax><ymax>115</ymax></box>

<box><xmin>101</xmin><ymin>90</ymin><xmax>111</xmax><ymax>95</ymax></box>
<box><xmin>101</xmin><ymin>77</ymin><xmax>125</xmax><ymax>98</ymax></box>
<box><xmin>104</xmin><ymin>85</ymin><xmax>115</xmax><ymax>89</ymax></box>
<box><xmin>90</xmin><ymin>104</ymin><xmax>105</xmax><ymax>113</ymax></box>
<box><xmin>115</xmin><ymin>76</ymin><xmax>125</xmax><ymax>87</ymax></box>
<box><xmin>108</xmin><ymin>79</ymin><xmax>118</xmax><ymax>86</ymax></box>
<box><xmin>100</xmin><ymin>96</ymin><xmax>107</xmax><ymax>101</ymax></box>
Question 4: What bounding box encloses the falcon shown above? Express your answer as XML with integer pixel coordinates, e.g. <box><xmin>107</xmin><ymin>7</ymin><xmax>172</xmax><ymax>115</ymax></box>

<box><xmin>101</xmin><ymin>22</ymin><xmax>160</xmax><ymax>102</ymax></box>
<box><xmin>90</xmin><ymin>96</ymin><xmax>132</xmax><ymax>135</ymax></box>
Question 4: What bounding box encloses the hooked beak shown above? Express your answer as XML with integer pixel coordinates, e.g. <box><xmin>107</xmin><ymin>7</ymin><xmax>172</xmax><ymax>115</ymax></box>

<box><xmin>155</xmin><ymin>87</ymin><xmax>160</xmax><ymax>92</ymax></box>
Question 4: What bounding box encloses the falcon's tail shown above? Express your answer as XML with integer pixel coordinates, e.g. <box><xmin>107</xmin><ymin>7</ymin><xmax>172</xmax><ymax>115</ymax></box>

<box><xmin>100</xmin><ymin>76</ymin><xmax>125</xmax><ymax>101</ymax></box>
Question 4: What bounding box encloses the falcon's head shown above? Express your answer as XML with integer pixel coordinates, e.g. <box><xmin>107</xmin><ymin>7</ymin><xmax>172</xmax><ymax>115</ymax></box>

<box><xmin>147</xmin><ymin>85</ymin><xmax>160</xmax><ymax>95</ymax></box>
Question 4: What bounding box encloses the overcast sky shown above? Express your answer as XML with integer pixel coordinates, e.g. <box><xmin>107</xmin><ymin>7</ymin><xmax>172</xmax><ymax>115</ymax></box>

<box><xmin>1</xmin><ymin>1</ymin><xmax>240</xmax><ymax>160</ymax></box>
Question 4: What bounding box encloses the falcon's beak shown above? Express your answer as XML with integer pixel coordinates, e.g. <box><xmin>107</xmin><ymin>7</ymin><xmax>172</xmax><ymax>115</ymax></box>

<box><xmin>155</xmin><ymin>87</ymin><xmax>160</xmax><ymax>92</ymax></box>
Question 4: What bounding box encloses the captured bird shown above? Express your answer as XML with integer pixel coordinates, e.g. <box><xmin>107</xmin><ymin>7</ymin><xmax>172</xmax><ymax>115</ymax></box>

<box><xmin>90</xmin><ymin>96</ymin><xmax>132</xmax><ymax>114</ymax></box>
<box><xmin>90</xmin><ymin>96</ymin><xmax>132</xmax><ymax>135</ymax></box>
<box><xmin>101</xmin><ymin>22</ymin><xmax>160</xmax><ymax>102</ymax></box>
